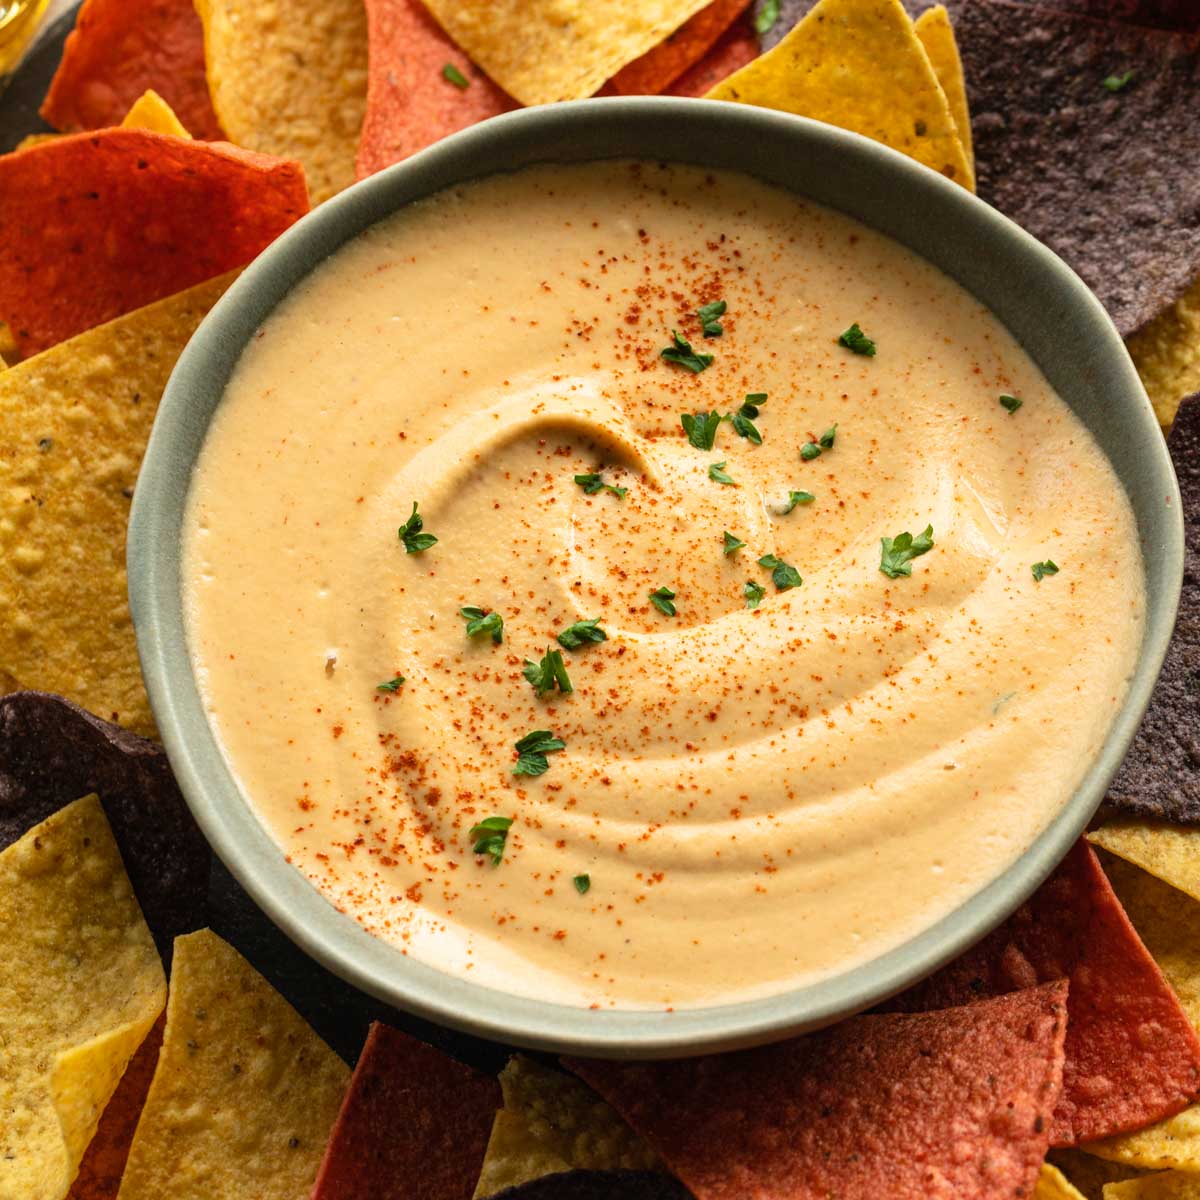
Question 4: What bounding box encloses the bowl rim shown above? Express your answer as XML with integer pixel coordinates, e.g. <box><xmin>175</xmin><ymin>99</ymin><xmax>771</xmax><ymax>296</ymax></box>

<box><xmin>129</xmin><ymin>96</ymin><xmax>1183</xmax><ymax>1058</ymax></box>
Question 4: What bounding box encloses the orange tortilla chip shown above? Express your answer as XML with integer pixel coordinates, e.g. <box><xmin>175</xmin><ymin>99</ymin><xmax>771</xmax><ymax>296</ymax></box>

<box><xmin>0</xmin><ymin>128</ymin><xmax>306</xmax><ymax>358</ymax></box>
<box><xmin>41</xmin><ymin>0</ymin><xmax>221</xmax><ymax>139</ymax></box>
<box><xmin>666</xmin><ymin>15</ymin><xmax>760</xmax><ymax>96</ymax></box>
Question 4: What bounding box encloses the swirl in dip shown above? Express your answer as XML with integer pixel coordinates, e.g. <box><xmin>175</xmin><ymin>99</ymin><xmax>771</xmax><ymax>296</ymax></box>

<box><xmin>184</xmin><ymin>161</ymin><xmax>1144</xmax><ymax>1010</ymax></box>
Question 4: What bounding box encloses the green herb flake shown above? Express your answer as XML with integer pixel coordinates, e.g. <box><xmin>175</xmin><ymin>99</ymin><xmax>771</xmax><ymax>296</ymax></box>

<box><xmin>442</xmin><ymin>62</ymin><xmax>470</xmax><ymax>89</ymax></box>
<box><xmin>556</xmin><ymin>618</ymin><xmax>608</xmax><ymax>650</ymax></box>
<box><xmin>1031</xmin><ymin>559</ymin><xmax>1060</xmax><ymax>582</ymax></box>
<box><xmin>661</xmin><ymin>329</ymin><xmax>713</xmax><ymax>373</ymax></box>
<box><xmin>1103</xmin><ymin>70</ymin><xmax>1135</xmax><ymax>92</ymax></box>
<box><xmin>722</xmin><ymin>531</ymin><xmax>746</xmax><ymax>555</ymax></box>
<box><xmin>709</xmin><ymin>461</ymin><xmax>737</xmax><ymax>486</ymax></box>
<box><xmin>999</xmin><ymin>394</ymin><xmax>1023</xmax><ymax>414</ymax></box>
<box><xmin>681</xmin><ymin>410</ymin><xmax>722</xmax><ymax>451</ymax></box>
<box><xmin>880</xmin><ymin>525</ymin><xmax>935</xmax><ymax>579</ymax></box>
<box><xmin>512</xmin><ymin>729</ymin><xmax>566</xmax><ymax>777</ymax></box>
<box><xmin>757</xmin><ymin>553</ymin><xmax>802</xmax><ymax>591</ymax></box>
<box><xmin>573</xmin><ymin>873</ymin><xmax>591</xmax><ymax>895</ymax></box>
<box><xmin>754</xmin><ymin>0</ymin><xmax>781</xmax><ymax>35</ymax></box>
<box><xmin>781</xmin><ymin>490</ymin><xmax>815</xmax><ymax>513</ymax></box>
<box><xmin>744</xmin><ymin>579</ymin><xmax>766</xmax><ymax>608</ymax></box>
<box><xmin>376</xmin><ymin>676</ymin><xmax>405</xmax><ymax>692</ymax></box>
<box><xmin>574</xmin><ymin>472</ymin><xmax>627</xmax><ymax>499</ymax></box>
<box><xmin>649</xmin><ymin>586</ymin><xmax>677</xmax><ymax>616</ymax></box>
<box><xmin>725</xmin><ymin>393</ymin><xmax>766</xmax><ymax>444</ymax></box>
<box><xmin>800</xmin><ymin>441</ymin><xmax>822</xmax><ymax>461</ymax></box>
<box><xmin>838</xmin><ymin>323</ymin><xmax>877</xmax><ymax>356</ymax></box>
<box><xmin>819</xmin><ymin>424</ymin><xmax>838</xmax><ymax>450</ymax></box>
<box><xmin>398</xmin><ymin>501</ymin><xmax>437</xmax><ymax>553</ymax></box>
<box><xmin>697</xmin><ymin>299</ymin><xmax>727</xmax><ymax>338</ymax></box>
<box><xmin>459</xmin><ymin>605</ymin><xmax>503</xmax><ymax>644</ymax></box>
<box><xmin>469</xmin><ymin>815</ymin><xmax>512</xmax><ymax>865</ymax></box>
<box><xmin>522</xmin><ymin>647</ymin><xmax>573</xmax><ymax>697</ymax></box>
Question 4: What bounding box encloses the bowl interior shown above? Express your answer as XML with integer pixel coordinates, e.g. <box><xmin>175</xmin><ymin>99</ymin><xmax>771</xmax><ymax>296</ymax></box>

<box><xmin>128</xmin><ymin>97</ymin><xmax>1182</xmax><ymax>1058</ymax></box>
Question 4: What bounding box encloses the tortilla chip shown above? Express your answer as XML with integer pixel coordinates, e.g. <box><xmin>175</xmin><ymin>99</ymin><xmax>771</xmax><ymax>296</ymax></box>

<box><xmin>40</xmin><ymin>0</ymin><xmax>222</xmax><ymax>139</ymax></box>
<box><xmin>0</xmin><ymin>692</ymin><xmax>210</xmax><ymax>957</ymax></box>
<box><xmin>419</xmin><ymin>0</ymin><xmax>714</xmax><ymax>106</ymax></box>
<box><xmin>0</xmin><ymin>129</ymin><xmax>304</xmax><ymax>358</ymax></box>
<box><xmin>66</xmin><ymin>1016</ymin><xmax>163</xmax><ymax>1200</ymax></box>
<box><xmin>1039</xmin><ymin>1163</ymin><xmax>1090</xmax><ymax>1200</ymax></box>
<box><xmin>0</xmin><ymin>322</ymin><xmax>16</xmax><ymax>365</ymax></box>
<box><xmin>488</xmin><ymin>1173</ymin><xmax>692</xmax><ymax>1200</ymax></box>
<box><xmin>952</xmin><ymin>0</ymin><xmax>1200</xmax><ymax>336</ymax></box>
<box><xmin>1127</xmin><ymin>276</ymin><xmax>1200</xmax><ymax>430</ymax></box>
<box><xmin>913</xmin><ymin>5</ymin><xmax>972</xmax><ymax>172</ymax></box>
<box><xmin>357</xmin><ymin>0</ymin><xmax>516</xmax><ymax>181</ymax></box>
<box><xmin>312</xmin><ymin>1022</ymin><xmax>498</xmax><ymax>1200</ymax></box>
<box><xmin>117</xmin><ymin>929</ymin><xmax>349</xmax><ymax>1198</ymax></box>
<box><xmin>1105</xmin><ymin>1175</ymin><xmax>1200</xmax><ymax>1200</ymax></box>
<box><xmin>1090</xmin><ymin>821</ymin><xmax>1200</xmax><ymax>905</ymax></box>
<box><xmin>195</xmin><ymin>0</ymin><xmax>366</xmax><ymax>203</ymax></box>
<box><xmin>1047</xmin><ymin>1150</ymin><xmax>1148</xmax><ymax>1200</ymax></box>
<box><xmin>607</xmin><ymin>0</ymin><xmax>752</xmax><ymax>95</ymax></box>
<box><xmin>0</xmin><ymin>277</ymin><xmax>233</xmax><ymax>737</ymax></box>
<box><xmin>1104</xmin><ymin>394</ymin><xmax>1200</xmax><ymax>822</ymax></box>
<box><xmin>666</xmin><ymin>14</ymin><xmax>761</xmax><ymax>96</ymax></box>
<box><xmin>567</xmin><ymin>982</ymin><xmax>1068</xmax><ymax>1200</ymax></box>
<box><xmin>706</xmin><ymin>0</ymin><xmax>973</xmax><ymax>189</ymax></box>
<box><xmin>0</xmin><ymin>795</ymin><xmax>165</xmax><ymax>1200</ymax></box>
<box><xmin>120</xmin><ymin>89</ymin><xmax>190</xmax><ymax>137</ymax></box>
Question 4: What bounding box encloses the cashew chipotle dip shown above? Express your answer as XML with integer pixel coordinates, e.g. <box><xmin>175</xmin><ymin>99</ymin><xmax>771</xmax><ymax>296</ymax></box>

<box><xmin>183</xmin><ymin>161</ymin><xmax>1144</xmax><ymax>1010</ymax></box>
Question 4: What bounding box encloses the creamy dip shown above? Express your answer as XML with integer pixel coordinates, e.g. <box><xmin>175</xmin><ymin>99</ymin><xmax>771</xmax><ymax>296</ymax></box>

<box><xmin>184</xmin><ymin>161</ymin><xmax>1144</xmax><ymax>1009</ymax></box>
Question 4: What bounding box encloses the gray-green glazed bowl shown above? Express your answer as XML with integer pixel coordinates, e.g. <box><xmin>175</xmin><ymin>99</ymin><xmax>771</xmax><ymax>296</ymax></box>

<box><xmin>128</xmin><ymin>98</ymin><xmax>1182</xmax><ymax>1058</ymax></box>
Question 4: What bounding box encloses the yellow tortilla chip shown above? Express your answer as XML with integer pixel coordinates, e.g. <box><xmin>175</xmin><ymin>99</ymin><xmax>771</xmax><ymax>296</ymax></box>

<box><xmin>121</xmin><ymin>89</ymin><xmax>191</xmax><ymax>137</ymax></box>
<box><xmin>913</xmin><ymin>5</ymin><xmax>973</xmax><ymax>177</ymax></box>
<box><xmin>706</xmin><ymin>0</ymin><xmax>972</xmax><ymax>188</ymax></box>
<box><xmin>0</xmin><ymin>795</ymin><xmax>165</xmax><ymax>1200</ymax></box>
<box><xmin>116</xmin><ymin>929</ymin><xmax>349</xmax><ymax>1199</ymax></box>
<box><xmin>0</xmin><ymin>273</ymin><xmax>232</xmax><ymax>737</ymax></box>
<box><xmin>421</xmin><ymin>0</ymin><xmax>712</xmax><ymax>106</ymax></box>
<box><xmin>1038</xmin><ymin>1163</ymin><xmax>1089</xmax><ymax>1200</ymax></box>
<box><xmin>1126</xmin><ymin>275</ymin><xmax>1200</xmax><ymax>429</ymax></box>
<box><xmin>195</xmin><ymin>0</ymin><xmax>365</xmax><ymax>203</ymax></box>
<box><xmin>1048</xmin><ymin>1150</ymin><xmax>1149</xmax><ymax>1200</ymax></box>
<box><xmin>1090</xmin><ymin>821</ymin><xmax>1200</xmax><ymax>906</ymax></box>
<box><xmin>1104</xmin><ymin>1174</ymin><xmax>1200</xmax><ymax>1199</ymax></box>
<box><xmin>14</xmin><ymin>132</ymin><xmax>60</xmax><ymax>151</ymax></box>
<box><xmin>474</xmin><ymin>1055</ymin><xmax>661</xmax><ymax>1198</ymax></box>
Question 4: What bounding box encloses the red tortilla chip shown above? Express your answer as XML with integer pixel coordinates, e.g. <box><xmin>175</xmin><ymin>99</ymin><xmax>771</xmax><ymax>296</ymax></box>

<box><xmin>0</xmin><ymin>128</ymin><xmax>307</xmax><ymax>357</ymax></box>
<box><xmin>65</xmin><ymin>1014</ymin><xmax>164</xmax><ymax>1200</ymax></box>
<box><xmin>312</xmin><ymin>1022</ymin><xmax>500</xmax><ymax>1200</ymax></box>
<box><xmin>889</xmin><ymin>842</ymin><xmax>1200</xmax><ymax>1146</ymax></box>
<box><xmin>665</xmin><ymin>14</ymin><xmax>760</xmax><ymax>96</ymax></box>
<box><xmin>41</xmin><ymin>0</ymin><xmax>222</xmax><ymax>139</ymax></box>
<box><xmin>567</xmin><ymin>982</ymin><xmax>1068</xmax><ymax>1200</ymax></box>
<box><xmin>357</xmin><ymin>0</ymin><xmax>517</xmax><ymax>181</ymax></box>
<box><xmin>606</xmin><ymin>0</ymin><xmax>752</xmax><ymax>95</ymax></box>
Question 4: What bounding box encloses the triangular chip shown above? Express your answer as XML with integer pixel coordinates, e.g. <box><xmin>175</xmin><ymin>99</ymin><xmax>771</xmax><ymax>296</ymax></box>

<box><xmin>121</xmin><ymin>89</ymin><xmax>190</xmax><ymax>137</ymax></box>
<box><xmin>0</xmin><ymin>129</ymin><xmax>304</xmax><ymax>357</ymax></box>
<box><xmin>567</xmin><ymin>983</ymin><xmax>1068</xmax><ymax>1200</ymax></box>
<box><xmin>913</xmin><ymin>5</ymin><xmax>973</xmax><ymax>173</ymax></box>
<box><xmin>1091</xmin><ymin>821</ymin><xmax>1200</xmax><ymax>904</ymax></box>
<box><xmin>1128</xmin><ymin>276</ymin><xmax>1200</xmax><ymax>429</ymax></box>
<box><xmin>419</xmin><ymin>0</ymin><xmax>714</xmax><ymax>105</ymax></box>
<box><xmin>706</xmin><ymin>0</ymin><xmax>971</xmax><ymax>187</ymax></box>
<box><xmin>0</xmin><ymin>795</ymin><xmax>165</xmax><ymax>1200</ymax></box>
<box><xmin>312</xmin><ymin>1022</ymin><xmax>499</xmax><ymax>1200</ymax></box>
<box><xmin>0</xmin><ymin>277</ymin><xmax>234</xmax><ymax>737</ymax></box>
<box><xmin>116</xmin><ymin>929</ymin><xmax>349</xmax><ymax>1199</ymax></box>
<box><xmin>40</xmin><ymin>0</ymin><xmax>222</xmax><ymax>139</ymax></box>
<box><xmin>195</xmin><ymin>0</ymin><xmax>366</xmax><ymax>203</ymax></box>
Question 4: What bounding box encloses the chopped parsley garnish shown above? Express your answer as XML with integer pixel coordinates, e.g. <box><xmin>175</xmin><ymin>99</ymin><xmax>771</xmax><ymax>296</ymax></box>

<box><xmin>727</xmin><ymin>393</ymin><xmax>766</xmax><ymax>444</ymax></box>
<box><xmin>754</xmin><ymin>0</ymin><xmax>780</xmax><ymax>34</ymax></box>
<box><xmin>999</xmin><ymin>394</ymin><xmax>1023</xmax><ymax>414</ymax></box>
<box><xmin>469</xmin><ymin>816</ymin><xmax>512</xmax><ymax>865</ymax></box>
<box><xmin>880</xmin><ymin>525</ymin><xmax>935</xmax><ymax>579</ymax></box>
<box><xmin>697</xmin><ymin>299</ymin><xmax>726</xmax><ymax>338</ymax></box>
<box><xmin>574</xmin><ymin>472</ymin><xmax>627</xmax><ymax>499</ymax></box>
<box><xmin>744</xmin><ymin>579</ymin><xmax>766</xmax><ymax>609</ymax></box>
<box><xmin>723</xmin><ymin>531</ymin><xmax>746</xmax><ymax>555</ymax></box>
<box><xmin>649</xmin><ymin>586</ymin><xmax>677</xmax><ymax>616</ymax></box>
<box><xmin>557</xmin><ymin>618</ymin><xmax>607</xmax><ymax>650</ymax></box>
<box><xmin>758</xmin><ymin>553</ymin><xmax>802</xmax><ymax>591</ymax></box>
<box><xmin>781</xmin><ymin>490</ymin><xmax>815</xmax><ymax>513</ymax></box>
<box><xmin>442</xmin><ymin>62</ymin><xmax>470</xmax><ymax>89</ymax></box>
<box><xmin>800</xmin><ymin>441</ymin><xmax>822</xmax><ymax>461</ymax></box>
<box><xmin>512</xmin><ymin>730</ymin><xmax>565</xmax><ymax>776</ymax></box>
<box><xmin>1032</xmin><ymin>559</ymin><xmax>1060</xmax><ymax>582</ymax></box>
<box><xmin>523</xmin><ymin>647</ymin><xmax>573</xmax><ymax>696</ymax></box>
<box><xmin>398</xmin><ymin>501</ymin><xmax>437</xmax><ymax>553</ymax></box>
<box><xmin>1103</xmin><ymin>70</ymin><xmax>1135</xmax><ymax>92</ymax></box>
<box><xmin>662</xmin><ymin>330</ymin><xmax>713</xmax><ymax>373</ymax></box>
<box><xmin>681</xmin><ymin>410</ymin><xmax>721</xmax><ymax>450</ymax></box>
<box><xmin>819</xmin><ymin>424</ymin><xmax>837</xmax><ymax>449</ymax></box>
<box><xmin>459</xmin><ymin>605</ymin><xmax>503</xmax><ymax>644</ymax></box>
<box><xmin>573</xmin><ymin>873</ymin><xmax>591</xmax><ymax>895</ymax></box>
<box><xmin>838</xmin><ymin>323</ymin><xmax>877</xmax><ymax>356</ymax></box>
<box><xmin>801</xmin><ymin>426</ymin><xmax>836</xmax><ymax>461</ymax></box>
<box><xmin>376</xmin><ymin>676</ymin><xmax>405</xmax><ymax>692</ymax></box>
<box><xmin>708</xmin><ymin>461</ymin><xmax>737</xmax><ymax>486</ymax></box>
